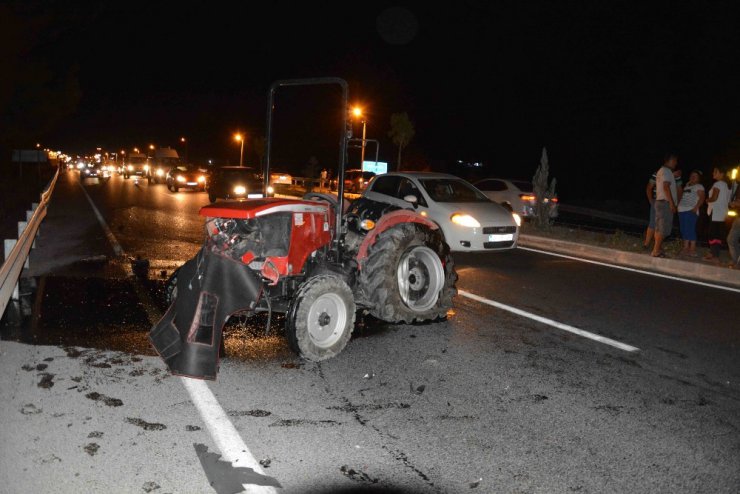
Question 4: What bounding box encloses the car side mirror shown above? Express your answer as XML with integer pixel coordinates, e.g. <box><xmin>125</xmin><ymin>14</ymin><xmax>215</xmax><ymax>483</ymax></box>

<box><xmin>403</xmin><ymin>194</ymin><xmax>419</xmax><ymax>208</ymax></box>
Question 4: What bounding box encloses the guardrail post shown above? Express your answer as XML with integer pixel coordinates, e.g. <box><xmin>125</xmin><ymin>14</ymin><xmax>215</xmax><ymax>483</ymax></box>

<box><xmin>4</xmin><ymin>239</ymin><xmax>19</xmax><ymax>300</ymax></box>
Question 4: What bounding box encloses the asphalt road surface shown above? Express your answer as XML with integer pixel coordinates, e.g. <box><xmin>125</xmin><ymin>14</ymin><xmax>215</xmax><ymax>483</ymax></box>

<box><xmin>1</xmin><ymin>170</ymin><xmax>739</xmax><ymax>493</ymax></box>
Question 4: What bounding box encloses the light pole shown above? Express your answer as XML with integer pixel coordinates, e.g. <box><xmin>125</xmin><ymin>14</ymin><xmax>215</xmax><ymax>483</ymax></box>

<box><xmin>180</xmin><ymin>137</ymin><xmax>188</xmax><ymax>162</ymax></box>
<box><xmin>352</xmin><ymin>107</ymin><xmax>367</xmax><ymax>168</ymax></box>
<box><xmin>234</xmin><ymin>133</ymin><xmax>244</xmax><ymax>166</ymax></box>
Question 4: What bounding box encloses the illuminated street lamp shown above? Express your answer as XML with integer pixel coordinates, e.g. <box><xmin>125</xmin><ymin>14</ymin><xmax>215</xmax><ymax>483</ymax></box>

<box><xmin>133</xmin><ymin>147</ymin><xmax>139</xmax><ymax>154</ymax></box>
<box><xmin>180</xmin><ymin>136</ymin><xmax>188</xmax><ymax>162</ymax></box>
<box><xmin>234</xmin><ymin>133</ymin><xmax>244</xmax><ymax>166</ymax></box>
<box><xmin>352</xmin><ymin>106</ymin><xmax>367</xmax><ymax>168</ymax></box>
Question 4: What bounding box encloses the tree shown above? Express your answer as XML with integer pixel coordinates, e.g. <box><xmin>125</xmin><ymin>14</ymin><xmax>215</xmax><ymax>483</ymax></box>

<box><xmin>388</xmin><ymin>112</ymin><xmax>415</xmax><ymax>171</ymax></box>
<box><xmin>303</xmin><ymin>155</ymin><xmax>319</xmax><ymax>192</ymax></box>
<box><xmin>532</xmin><ymin>147</ymin><xmax>557</xmax><ymax>230</ymax></box>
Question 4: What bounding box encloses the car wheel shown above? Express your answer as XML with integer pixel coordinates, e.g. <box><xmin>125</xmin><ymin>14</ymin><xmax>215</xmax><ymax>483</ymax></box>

<box><xmin>359</xmin><ymin>224</ymin><xmax>457</xmax><ymax>324</ymax></box>
<box><xmin>173</xmin><ymin>184</ymin><xmax>179</xmax><ymax>192</ymax></box>
<box><xmin>285</xmin><ymin>275</ymin><xmax>355</xmax><ymax>361</ymax></box>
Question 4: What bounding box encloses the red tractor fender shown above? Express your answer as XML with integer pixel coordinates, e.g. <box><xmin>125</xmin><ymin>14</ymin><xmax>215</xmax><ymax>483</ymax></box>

<box><xmin>356</xmin><ymin>210</ymin><xmax>439</xmax><ymax>265</ymax></box>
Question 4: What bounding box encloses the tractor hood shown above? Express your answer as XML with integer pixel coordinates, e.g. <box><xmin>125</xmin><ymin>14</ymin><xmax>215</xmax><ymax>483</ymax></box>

<box><xmin>200</xmin><ymin>198</ymin><xmax>330</xmax><ymax>219</ymax></box>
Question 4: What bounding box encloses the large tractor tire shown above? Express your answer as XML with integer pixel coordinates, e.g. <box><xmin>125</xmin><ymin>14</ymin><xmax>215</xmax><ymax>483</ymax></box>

<box><xmin>286</xmin><ymin>275</ymin><xmax>356</xmax><ymax>361</ymax></box>
<box><xmin>359</xmin><ymin>224</ymin><xmax>457</xmax><ymax>323</ymax></box>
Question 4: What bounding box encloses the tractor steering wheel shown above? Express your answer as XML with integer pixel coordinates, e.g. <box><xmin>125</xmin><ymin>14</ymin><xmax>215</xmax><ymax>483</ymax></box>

<box><xmin>303</xmin><ymin>192</ymin><xmax>340</xmax><ymax>211</ymax></box>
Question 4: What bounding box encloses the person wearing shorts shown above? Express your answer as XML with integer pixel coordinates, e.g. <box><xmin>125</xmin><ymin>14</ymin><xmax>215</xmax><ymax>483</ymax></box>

<box><xmin>651</xmin><ymin>154</ymin><xmax>678</xmax><ymax>258</ymax></box>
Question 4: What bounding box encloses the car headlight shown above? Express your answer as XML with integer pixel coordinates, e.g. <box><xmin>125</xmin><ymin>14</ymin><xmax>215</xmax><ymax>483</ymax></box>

<box><xmin>198</xmin><ymin>175</ymin><xmax>206</xmax><ymax>183</ymax></box>
<box><xmin>233</xmin><ymin>185</ymin><xmax>246</xmax><ymax>195</ymax></box>
<box><xmin>144</xmin><ymin>165</ymin><xmax>150</xmax><ymax>171</ymax></box>
<box><xmin>512</xmin><ymin>213</ymin><xmax>522</xmax><ymax>227</ymax></box>
<box><xmin>127</xmin><ymin>165</ymin><xmax>133</xmax><ymax>171</ymax></box>
<box><xmin>156</xmin><ymin>169</ymin><xmax>164</xmax><ymax>176</ymax></box>
<box><xmin>450</xmin><ymin>213</ymin><xmax>481</xmax><ymax>228</ymax></box>
<box><xmin>266</xmin><ymin>185</ymin><xmax>274</xmax><ymax>194</ymax></box>
<box><xmin>176</xmin><ymin>175</ymin><xmax>186</xmax><ymax>183</ymax></box>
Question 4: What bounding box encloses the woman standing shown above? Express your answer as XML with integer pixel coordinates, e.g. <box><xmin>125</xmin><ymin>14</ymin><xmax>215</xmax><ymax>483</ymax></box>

<box><xmin>704</xmin><ymin>167</ymin><xmax>731</xmax><ymax>263</ymax></box>
<box><xmin>678</xmin><ymin>170</ymin><xmax>705</xmax><ymax>257</ymax></box>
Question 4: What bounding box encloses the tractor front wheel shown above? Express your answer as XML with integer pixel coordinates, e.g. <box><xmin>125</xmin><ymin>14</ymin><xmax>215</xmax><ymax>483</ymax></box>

<box><xmin>286</xmin><ymin>275</ymin><xmax>355</xmax><ymax>361</ymax></box>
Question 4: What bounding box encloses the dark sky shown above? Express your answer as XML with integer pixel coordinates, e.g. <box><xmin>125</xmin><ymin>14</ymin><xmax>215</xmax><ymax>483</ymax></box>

<box><xmin>9</xmin><ymin>0</ymin><xmax>740</xmax><ymax>205</ymax></box>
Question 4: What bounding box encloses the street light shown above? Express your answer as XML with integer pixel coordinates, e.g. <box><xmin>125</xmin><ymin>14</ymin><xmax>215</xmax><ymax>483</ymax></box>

<box><xmin>180</xmin><ymin>137</ymin><xmax>188</xmax><ymax>162</ymax></box>
<box><xmin>234</xmin><ymin>133</ymin><xmax>244</xmax><ymax>166</ymax></box>
<box><xmin>352</xmin><ymin>106</ymin><xmax>367</xmax><ymax>168</ymax></box>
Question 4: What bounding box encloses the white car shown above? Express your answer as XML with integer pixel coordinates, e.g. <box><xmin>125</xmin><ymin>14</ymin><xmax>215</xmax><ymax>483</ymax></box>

<box><xmin>474</xmin><ymin>178</ymin><xmax>559</xmax><ymax>218</ymax></box>
<box><xmin>270</xmin><ymin>171</ymin><xmax>293</xmax><ymax>185</ymax></box>
<box><xmin>361</xmin><ymin>172</ymin><xmax>520</xmax><ymax>252</ymax></box>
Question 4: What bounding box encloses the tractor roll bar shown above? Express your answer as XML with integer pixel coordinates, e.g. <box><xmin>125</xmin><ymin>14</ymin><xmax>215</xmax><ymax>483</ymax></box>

<box><xmin>264</xmin><ymin>77</ymin><xmax>350</xmax><ymax>260</ymax></box>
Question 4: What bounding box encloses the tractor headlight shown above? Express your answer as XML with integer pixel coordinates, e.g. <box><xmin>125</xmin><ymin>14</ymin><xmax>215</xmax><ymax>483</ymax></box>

<box><xmin>360</xmin><ymin>219</ymin><xmax>376</xmax><ymax>231</ymax></box>
<box><xmin>233</xmin><ymin>185</ymin><xmax>246</xmax><ymax>195</ymax></box>
<box><xmin>177</xmin><ymin>175</ymin><xmax>186</xmax><ymax>183</ymax></box>
<box><xmin>450</xmin><ymin>213</ymin><xmax>480</xmax><ymax>228</ymax></box>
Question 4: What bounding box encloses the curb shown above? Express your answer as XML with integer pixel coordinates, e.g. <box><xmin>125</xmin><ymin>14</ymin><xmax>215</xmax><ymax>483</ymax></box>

<box><xmin>518</xmin><ymin>234</ymin><xmax>740</xmax><ymax>289</ymax></box>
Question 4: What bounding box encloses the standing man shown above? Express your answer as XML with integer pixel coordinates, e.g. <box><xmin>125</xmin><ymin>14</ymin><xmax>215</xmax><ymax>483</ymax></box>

<box><xmin>727</xmin><ymin>185</ymin><xmax>740</xmax><ymax>269</ymax></box>
<box><xmin>651</xmin><ymin>154</ymin><xmax>679</xmax><ymax>258</ymax></box>
<box><xmin>644</xmin><ymin>164</ymin><xmax>683</xmax><ymax>250</ymax></box>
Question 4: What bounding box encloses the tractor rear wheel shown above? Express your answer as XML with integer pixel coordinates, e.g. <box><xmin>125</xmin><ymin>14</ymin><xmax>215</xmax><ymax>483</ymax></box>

<box><xmin>359</xmin><ymin>224</ymin><xmax>457</xmax><ymax>323</ymax></box>
<box><xmin>286</xmin><ymin>275</ymin><xmax>355</xmax><ymax>361</ymax></box>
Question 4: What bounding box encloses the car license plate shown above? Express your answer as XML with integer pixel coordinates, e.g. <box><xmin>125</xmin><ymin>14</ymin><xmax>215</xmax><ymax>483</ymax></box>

<box><xmin>187</xmin><ymin>182</ymin><xmax>198</xmax><ymax>186</ymax></box>
<box><xmin>488</xmin><ymin>233</ymin><xmax>513</xmax><ymax>242</ymax></box>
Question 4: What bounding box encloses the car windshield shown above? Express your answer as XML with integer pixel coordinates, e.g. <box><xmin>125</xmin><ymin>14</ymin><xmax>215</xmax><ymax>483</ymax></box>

<box><xmin>221</xmin><ymin>169</ymin><xmax>258</xmax><ymax>181</ymax></box>
<box><xmin>175</xmin><ymin>165</ymin><xmax>199</xmax><ymax>173</ymax></box>
<box><xmin>511</xmin><ymin>180</ymin><xmax>533</xmax><ymax>192</ymax></box>
<box><xmin>420</xmin><ymin>178</ymin><xmax>491</xmax><ymax>203</ymax></box>
<box><xmin>129</xmin><ymin>157</ymin><xmax>147</xmax><ymax>164</ymax></box>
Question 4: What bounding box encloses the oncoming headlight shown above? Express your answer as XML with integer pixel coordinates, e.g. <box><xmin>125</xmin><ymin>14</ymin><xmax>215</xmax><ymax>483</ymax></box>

<box><xmin>266</xmin><ymin>185</ymin><xmax>274</xmax><ymax>194</ymax></box>
<box><xmin>450</xmin><ymin>213</ymin><xmax>480</xmax><ymax>228</ymax></box>
<box><xmin>233</xmin><ymin>185</ymin><xmax>246</xmax><ymax>195</ymax></box>
<box><xmin>127</xmin><ymin>165</ymin><xmax>133</xmax><ymax>171</ymax></box>
<box><xmin>156</xmin><ymin>169</ymin><xmax>164</xmax><ymax>176</ymax></box>
<box><xmin>143</xmin><ymin>164</ymin><xmax>150</xmax><ymax>172</ymax></box>
<box><xmin>198</xmin><ymin>175</ymin><xmax>206</xmax><ymax>183</ymax></box>
<box><xmin>176</xmin><ymin>175</ymin><xmax>186</xmax><ymax>183</ymax></box>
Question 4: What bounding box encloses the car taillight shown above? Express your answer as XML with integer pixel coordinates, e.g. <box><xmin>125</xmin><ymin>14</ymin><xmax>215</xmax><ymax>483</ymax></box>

<box><xmin>519</xmin><ymin>194</ymin><xmax>536</xmax><ymax>201</ymax></box>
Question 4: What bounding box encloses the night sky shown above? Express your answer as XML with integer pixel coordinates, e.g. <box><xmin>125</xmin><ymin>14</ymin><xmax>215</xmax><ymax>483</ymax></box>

<box><xmin>5</xmin><ymin>1</ymin><xmax>740</xmax><ymax>207</ymax></box>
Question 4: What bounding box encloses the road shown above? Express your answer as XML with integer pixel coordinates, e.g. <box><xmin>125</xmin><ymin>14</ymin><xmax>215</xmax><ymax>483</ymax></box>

<box><xmin>1</xmin><ymin>170</ymin><xmax>739</xmax><ymax>493</ymax></box>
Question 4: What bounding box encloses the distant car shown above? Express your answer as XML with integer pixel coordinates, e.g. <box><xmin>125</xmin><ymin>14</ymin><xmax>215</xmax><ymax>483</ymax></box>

<box><xmin>270</xmin><ymin>171</ymin><xmax>293</xmax><ymax>185</ymax></box>
<box><xmin>343</xmin><ymin>169</ymin><xmax>376</xmax><ymax>193</ymax></box>
<box><xmin>166</xmin><ymin>164</ymin><xmax>207</xmax><ymax>192</ymax></box>
<box><xmin>206</xmin><ymin>166</ymin><xmax>266</xmax><ymax>202</ymax></box>
<box><xmin>81</xmin><ymin>163</ymin><xmax>110</xmax><ymax>181</ymax></box>
<box><xmin>473</xmin><ymin>178</ymin><xmax>559</xmax><ymax>218</ymax></box>
<box><xmin>361</xmin><ymin>172</ymin><xmax>520</xmax><ymax>252</ymax></box>
<box><xmin>123</xmin><ymin>153</ymin><xmax>150</xmax><ymax>179</ymax></box>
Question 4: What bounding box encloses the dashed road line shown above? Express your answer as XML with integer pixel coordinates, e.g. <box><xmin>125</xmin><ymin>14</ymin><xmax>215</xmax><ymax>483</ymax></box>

<box><xmin>458</xmin><ymin>289</ymin><xmax>640</xmax><ymax>353</ymax></box>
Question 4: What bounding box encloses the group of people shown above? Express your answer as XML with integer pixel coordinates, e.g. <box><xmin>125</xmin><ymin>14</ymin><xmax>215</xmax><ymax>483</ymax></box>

<box><xmin>643</xmin><ymin>153</ymin><xmax>740</xmax><ymax>269</ymax></box>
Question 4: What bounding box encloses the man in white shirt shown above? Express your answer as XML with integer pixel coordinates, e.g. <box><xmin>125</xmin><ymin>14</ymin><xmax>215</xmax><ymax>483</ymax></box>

<box><xmin>651</xmin><ymin>154</ymin><xmax>678</xmax><ymax>258</ymax></box>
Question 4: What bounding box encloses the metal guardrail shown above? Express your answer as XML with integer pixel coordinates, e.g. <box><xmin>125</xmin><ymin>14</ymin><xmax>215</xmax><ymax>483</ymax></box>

<box><xmin>0</xmin><ymin>167</ymin><xmax>59</xmax><ymax>318</ymax></box>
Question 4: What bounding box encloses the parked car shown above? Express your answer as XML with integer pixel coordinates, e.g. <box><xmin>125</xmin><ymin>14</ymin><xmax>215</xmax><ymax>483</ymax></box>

<box><xmin>166</xmin><ymin>164</ymin><xmax>207</xmax><ymax>192</ymax></box>
<box><xmin>342</xmin><ymin>169</ymin><xmax>376</xmax><ymax>193</ymax></box>
<box><xmin>360</xmin><ymin>172</ymin><xmax>520</xmax><ymax>252</ymax></box>
<box><xmin>473</xmin><ymin>178</ymin><xmax>559</xmax><ymax>218</ymax></box>
<box><xmin>206</xmin><ymin>166</ymin><xmax>266</xmax><ymax>202</ymax></box>
<box><xmin>270</xmin><ymin>171</ymin><xmax>293</xmax><ymax>185</ymax></box>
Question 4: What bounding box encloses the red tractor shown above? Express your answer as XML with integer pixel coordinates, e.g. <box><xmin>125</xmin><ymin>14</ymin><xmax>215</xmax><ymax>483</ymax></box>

<box><xmin>150</xmin><ymin>78</ymin><xmax>457</xmax><ymax>379</ymax></box>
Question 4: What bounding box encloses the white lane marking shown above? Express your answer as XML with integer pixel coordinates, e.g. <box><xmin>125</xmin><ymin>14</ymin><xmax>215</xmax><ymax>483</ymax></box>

<box><xmin>181</xmin><ymin>378</ymin><xmax>277</xmax><ymax>494</ymax></box>
<box><xmin>518</xmin><ymin>246</ymin><xmax>740</xmax><ymax>294</ymax></box>
<box><xmin>78</xmin><ymin>181</ymin><xmax>124</xmax><ymax>256</ymax></box>
<box><xmin>458</xmin><ymin>289</ymin><xmax>640</xmax><ymax>353</ymax></box>
<box><xmin>80</xmin><ymin>179</ymin><xmax>275</xmax><ymax>491</ymax></box>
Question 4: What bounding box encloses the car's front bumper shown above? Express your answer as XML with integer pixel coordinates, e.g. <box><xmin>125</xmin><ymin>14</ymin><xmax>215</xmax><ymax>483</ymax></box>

<box><xmin>444</xmin><ymin>224</ymin><xmax>519</xmax><ymax>252</ymax></box>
